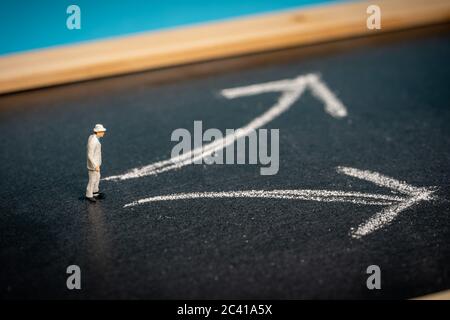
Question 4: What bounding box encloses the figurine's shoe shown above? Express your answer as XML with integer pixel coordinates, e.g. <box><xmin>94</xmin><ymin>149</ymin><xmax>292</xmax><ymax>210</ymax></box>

<box><xmin>85</xmin><ymin>196</ymin><xmax>97</xmax><ymax>203</ymax></box>
<box><xmin>93</xmin><ymin>192</ymin><xmax>105</xmax><ymax>199</ymax></box>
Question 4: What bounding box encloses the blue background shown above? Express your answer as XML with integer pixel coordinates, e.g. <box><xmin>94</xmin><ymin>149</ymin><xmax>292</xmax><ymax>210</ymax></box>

<box><xmin>0</xmin><ymin>0</ymin><xmax>342</xmax><ymax>56</ymax></box>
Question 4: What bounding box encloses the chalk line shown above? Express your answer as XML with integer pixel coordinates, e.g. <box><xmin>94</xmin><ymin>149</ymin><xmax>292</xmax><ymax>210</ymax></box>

<box><xmin>123</xmin><ymin>166</ymin><xmax>436</xmax><ymax>239</ymax></box>
<box><xmin>336</xmin><ymin>166</ymin><xmax>429</xmax><ymax>195</ymax></box>
<box><xmin>123</xmin><ymin>189</ymin><xmax>404</xmax><ymax>208</ymax></box>
<box><xmin>104</xmin><ymin>73</ymin><xmax>347</xmax><ymax>181</ymax></box>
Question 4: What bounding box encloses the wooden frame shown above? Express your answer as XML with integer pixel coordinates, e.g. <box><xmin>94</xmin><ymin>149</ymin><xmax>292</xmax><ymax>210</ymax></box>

<box><xmin>414</xmin><ymin>289</ymin><xmax>450</xmax><ymax>300</ymax></box>
<box><xmin>0</xmin><ymin>0</ymin><xmax>449</xmax><ymax>94</ymax></box>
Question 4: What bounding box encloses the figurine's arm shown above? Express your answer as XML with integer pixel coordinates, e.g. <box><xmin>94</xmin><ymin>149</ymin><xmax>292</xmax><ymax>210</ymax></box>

<box><xmin>87</xmin><ymin>138</ymin><xmax>98</xmax><ymax>170</ymax></box>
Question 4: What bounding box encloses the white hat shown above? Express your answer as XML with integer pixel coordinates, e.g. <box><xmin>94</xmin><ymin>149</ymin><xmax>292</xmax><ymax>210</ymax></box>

<box><xmin>93</xmin><ymin>124</ymin><xmax>107</xmax><ymax>132</ymax></box>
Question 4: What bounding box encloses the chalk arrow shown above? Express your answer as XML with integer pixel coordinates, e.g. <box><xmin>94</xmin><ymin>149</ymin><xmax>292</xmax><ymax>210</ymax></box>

<box><xmin>104</xmin><ymin>73</ymin><xmax>347</xmax><ymax>181</ymax></box>
<box><xmin>336</xmin><ymin>167</ymin><xmax>436</xmax><ymax>238</ymax></box>
<box><xmin>123</xmin><ymin>166</ymin><xmax>436</xmax><ymax>239</ymax></box>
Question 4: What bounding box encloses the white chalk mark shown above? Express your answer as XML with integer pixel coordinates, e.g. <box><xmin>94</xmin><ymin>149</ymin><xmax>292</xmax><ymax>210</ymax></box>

<box><xmin>337</xmin><ymin>166</ymin><xmax>436</xmax><ymax>238</ymax></box>
<box><xmin>336</xmin><ymin>166</ymin><xmax>428</xmax><ymax>195</ymax></box>
<box><xmin>123</xmin><ymin>166</ymin><xmax>436</xmax><ymax>239</ymax></box>
<box><xmin>350</xmin><ymin>192</ymin><xmax>433</xmax><ymax>239</ymax></box>
<box><xmin>123</xmin><ymin>189</ymin><xmax>403</xmax><ymax>208</ymax></box>
<box><xmin>307</xmin><ymin>75</ymin><xmax>347</xmax><ymax>118</ymax></box>
<box><xmin>104</xmin><ymin>73</ymin><xmax>347</xmax><ymax>181</ymax></box>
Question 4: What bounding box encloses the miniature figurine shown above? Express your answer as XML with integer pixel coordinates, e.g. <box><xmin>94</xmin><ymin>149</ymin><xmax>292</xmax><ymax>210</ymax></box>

<box><xmin>85</xmin><ymin>124</ymin><xmax>106</xmax><ymax>202</ymax></box>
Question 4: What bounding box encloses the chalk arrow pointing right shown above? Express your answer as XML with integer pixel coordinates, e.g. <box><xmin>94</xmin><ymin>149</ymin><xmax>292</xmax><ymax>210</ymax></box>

<box><xmin>335</xmin><ymin>167</ymin><xmax>436</xmax><ymax>238</ymax></box>
<box><xmin>123</xmin><ymin>166</ymin><xmax>436</xmax><ymax>239</ymax></box>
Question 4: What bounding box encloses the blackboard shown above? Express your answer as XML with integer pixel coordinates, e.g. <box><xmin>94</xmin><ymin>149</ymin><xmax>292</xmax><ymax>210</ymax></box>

<box><xmin>0</xmin><ymin>25</ymin><xmax>449</xmax><ymax>299</ymax></box>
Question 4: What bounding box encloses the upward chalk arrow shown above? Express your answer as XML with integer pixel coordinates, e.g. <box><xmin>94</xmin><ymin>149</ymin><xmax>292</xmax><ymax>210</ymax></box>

<box><xmin>104</xmin><ymin>73</ymin><xmax>347</xmax><ymax>181</ymax></box>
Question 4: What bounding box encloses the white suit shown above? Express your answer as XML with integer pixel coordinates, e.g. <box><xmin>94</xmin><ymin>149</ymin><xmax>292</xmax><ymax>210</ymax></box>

<box><xmin>86</xmin><ymin>134</ymin><xmax>102</xmax><ymax>198</ymax></box>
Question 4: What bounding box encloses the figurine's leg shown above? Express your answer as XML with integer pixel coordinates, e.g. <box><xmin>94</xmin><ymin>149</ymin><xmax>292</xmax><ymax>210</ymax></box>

<box><xmin>93</xmin><ymin>171</ymin><xmax>100</xmax><ymax>194</ymax></box>
<box><xmin>86</xmin><ymin>170</ymin><xmax>95</xmax><ymax>198</ymax></box>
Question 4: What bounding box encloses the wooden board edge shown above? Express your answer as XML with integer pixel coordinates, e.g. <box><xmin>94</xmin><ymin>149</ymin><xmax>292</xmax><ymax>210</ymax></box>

<box><xmin>412</xmin><ymin>289</ymin><xmax>450</xmax><ymax>300</ymax></box>
<box><xmin>0</xmin><ymin>0</ymin><xmax>449</xmax><ymax>94</ymax></box>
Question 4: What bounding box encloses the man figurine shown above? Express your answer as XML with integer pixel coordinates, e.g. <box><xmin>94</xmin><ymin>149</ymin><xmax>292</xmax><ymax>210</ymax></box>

<box><xmin>86</xmin><ymin>124</ymin><xmax>107</xmax><ymax>203</ymax></box>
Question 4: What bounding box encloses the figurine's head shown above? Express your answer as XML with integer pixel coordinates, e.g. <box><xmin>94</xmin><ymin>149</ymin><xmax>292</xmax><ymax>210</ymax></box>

<box><xmin>93</xmin><ymin>124</ymin><xmax>107</xmax><ymax>138</ymax></box>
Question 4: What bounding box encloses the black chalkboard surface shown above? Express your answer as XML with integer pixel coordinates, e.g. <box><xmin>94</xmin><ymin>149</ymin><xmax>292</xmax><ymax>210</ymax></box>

<box><xmin>0</xmin><ymin>25</ymin><xmax>449</xmax><ymax>299</ymax></box>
